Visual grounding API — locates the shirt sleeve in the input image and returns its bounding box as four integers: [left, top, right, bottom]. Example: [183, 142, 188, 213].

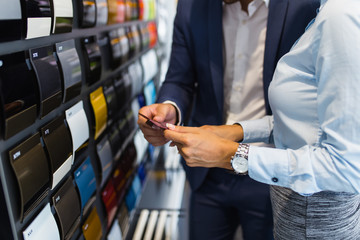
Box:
[238, 115, 274, 144]
[248, 2, 360, 195]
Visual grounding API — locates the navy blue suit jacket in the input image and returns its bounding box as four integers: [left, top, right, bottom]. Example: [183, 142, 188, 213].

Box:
[157, 0, 320, 190]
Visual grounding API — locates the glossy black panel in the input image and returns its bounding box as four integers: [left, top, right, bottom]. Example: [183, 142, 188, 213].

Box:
[117, 116, 128, 151]
[9, 133, 50, 221]
[25, 0, 51, 18]
[0, 1, 23, 42]
[117, 28, 129, 64]
[29, 45, 62, 118]
[53, 17, 73, 34]
[125, 108, 136, 132]
[126, 26, 136, 59]
[103, 81, 118, 124]
[131, 25, 142, 55]
[139, 23, 150, 50]
[52, 177, 81, 240]
[79, 0, 96, 27]
[114, 71, 131, 112]
[55, 39, 82, 102]
[108, 30, 121, 69]
[97, 137, 113, 187]
[108, 124, 122, 160]
[41, 115, 73, 188]
[81, 36, 102, 85]
[0, 51, 38, 139]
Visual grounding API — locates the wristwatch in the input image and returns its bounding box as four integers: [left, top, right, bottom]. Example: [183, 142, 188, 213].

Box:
[230, 143, 250, 175]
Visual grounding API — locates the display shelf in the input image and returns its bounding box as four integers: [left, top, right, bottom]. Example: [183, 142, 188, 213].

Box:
[0, 0, 159, 239]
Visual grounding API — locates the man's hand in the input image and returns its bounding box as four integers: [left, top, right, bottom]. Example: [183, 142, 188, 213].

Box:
[137, 103, 178, 146]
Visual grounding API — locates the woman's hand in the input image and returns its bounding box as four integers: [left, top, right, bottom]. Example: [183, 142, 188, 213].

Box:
[164, 124, 239, 170]
[200, 124, 244, 142]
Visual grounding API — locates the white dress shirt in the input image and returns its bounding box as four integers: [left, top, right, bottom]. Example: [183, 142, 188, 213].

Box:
[223, 0, 269, 125]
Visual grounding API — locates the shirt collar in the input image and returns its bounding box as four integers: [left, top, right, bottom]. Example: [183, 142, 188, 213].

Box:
[263, 0, 270, 8]
[248, 0, 269, 16]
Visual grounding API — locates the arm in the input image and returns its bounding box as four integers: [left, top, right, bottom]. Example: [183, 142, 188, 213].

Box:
[249, 2, 360, 195]
[156, 0, 197, 123]
[137, 0, 197, 145]
[162, 116, 274, 169]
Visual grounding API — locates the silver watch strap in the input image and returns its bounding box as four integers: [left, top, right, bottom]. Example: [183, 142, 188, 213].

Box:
[238, 143, 249, 160]
[231, 143, 250, 160]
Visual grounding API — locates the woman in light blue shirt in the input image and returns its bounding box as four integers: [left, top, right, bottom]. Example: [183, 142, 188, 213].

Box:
[164, 0, 360, 238]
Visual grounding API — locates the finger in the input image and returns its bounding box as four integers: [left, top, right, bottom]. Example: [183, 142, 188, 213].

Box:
[163, 128, 188, 144]
[165, 124, 200, 134]
[153, 104, 177, 123]
[143, 136, 169, 146]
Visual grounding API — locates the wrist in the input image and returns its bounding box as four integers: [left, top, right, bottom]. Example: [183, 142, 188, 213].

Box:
[221, 141, 239, 170]
[231, 123, 244, 142]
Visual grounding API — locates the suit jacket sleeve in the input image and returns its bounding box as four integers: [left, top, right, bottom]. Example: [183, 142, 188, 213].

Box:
[156, 0, 196, 123]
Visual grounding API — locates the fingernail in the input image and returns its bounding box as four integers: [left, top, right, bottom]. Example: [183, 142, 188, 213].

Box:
[166, 123, 175, 130]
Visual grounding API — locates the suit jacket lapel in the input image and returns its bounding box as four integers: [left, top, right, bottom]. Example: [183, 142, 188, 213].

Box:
[264, 0, 288, 79]
[208, 0, 224, 117]
[263, 0, 288, 114]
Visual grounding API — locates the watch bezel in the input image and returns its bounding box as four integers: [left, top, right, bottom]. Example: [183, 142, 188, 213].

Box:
[230, 143, 249, 175]
[231, 155, 248, 175]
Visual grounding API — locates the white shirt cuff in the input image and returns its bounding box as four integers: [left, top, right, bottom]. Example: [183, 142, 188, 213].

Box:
[163, 100, 182, 125]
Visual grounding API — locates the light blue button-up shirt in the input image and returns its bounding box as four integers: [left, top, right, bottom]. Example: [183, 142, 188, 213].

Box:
[239, 0, 360, 195]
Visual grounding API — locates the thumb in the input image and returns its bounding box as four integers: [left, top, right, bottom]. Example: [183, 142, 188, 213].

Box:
[164, 126, 187, 144]
[166, 124, 199, 134]
[153, 104, 177, 123]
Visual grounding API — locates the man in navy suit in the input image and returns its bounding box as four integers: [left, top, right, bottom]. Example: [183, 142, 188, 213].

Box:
[138, 0, 319, 239]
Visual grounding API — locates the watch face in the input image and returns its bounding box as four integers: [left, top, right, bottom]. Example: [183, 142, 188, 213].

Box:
[232, 156, 248, 174]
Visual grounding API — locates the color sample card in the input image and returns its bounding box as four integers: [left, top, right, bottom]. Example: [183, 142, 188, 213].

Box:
[90, 86, 108, 140]
[23, 203, 60, 240]
[74, 157, 96, 209]
[103, 81, 118, 124]
[82, 206, 102, 240]
[25, 0, 52, 39]
[141, 49, 158, 83]
[52, 0, 73, 34]
[0, 51, 38, 139]
[29, 45, 62, 118]
[65, 101, 90, 161]
[0, 0, 22, 41]
[81, 36, 102, 85]
[9, 133, 50, 221]
[107, 219, 123, 240]
[52, 177, 81, 240]
[41, 116, 73, 189]
[96, 0, 108, 26]
[79, 0, 96, 27]
[96, 137, 113, 186]
[55, 39, 82, 102]
[101, 180, 118, 228]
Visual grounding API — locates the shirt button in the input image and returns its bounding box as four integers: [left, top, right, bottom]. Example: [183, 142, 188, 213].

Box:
[242, 20, 247, 25]
[272, 177, 278, 183]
